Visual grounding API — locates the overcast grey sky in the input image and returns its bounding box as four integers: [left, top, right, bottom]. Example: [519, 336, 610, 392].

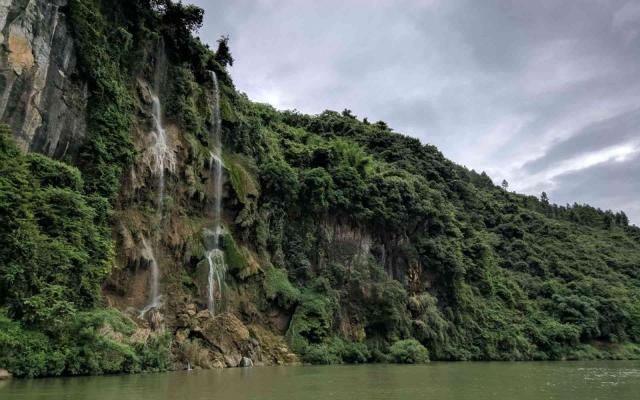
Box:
[192, 0, 640, 225]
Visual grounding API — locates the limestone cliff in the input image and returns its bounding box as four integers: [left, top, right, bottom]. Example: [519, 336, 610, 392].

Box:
[0, 0, 86, 159]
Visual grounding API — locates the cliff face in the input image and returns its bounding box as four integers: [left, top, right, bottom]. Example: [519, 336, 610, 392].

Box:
[0, 0, 86, 159]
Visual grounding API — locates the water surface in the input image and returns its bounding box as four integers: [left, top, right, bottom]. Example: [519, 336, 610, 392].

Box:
[2, 361, 639, 400]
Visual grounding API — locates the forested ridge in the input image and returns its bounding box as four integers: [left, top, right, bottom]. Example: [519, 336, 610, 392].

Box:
[1, 0, 639, 378]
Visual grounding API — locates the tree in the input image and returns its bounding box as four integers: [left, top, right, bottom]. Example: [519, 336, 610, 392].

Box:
[300, 167, 335, 213]
[604, 212, 614, 229]
[259, 159, 299, 206]
[162, 1, 204, 32]
[374, 121, 389, 130]
[541, 191, 549, 205]
[501, 179, 509, 190]
[215, 35, 234, 67]
[341, 109, 355, 119]
[615, 211, 629, 226]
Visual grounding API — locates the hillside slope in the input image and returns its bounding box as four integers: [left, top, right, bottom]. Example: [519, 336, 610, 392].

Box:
[1, 0, 639, 377]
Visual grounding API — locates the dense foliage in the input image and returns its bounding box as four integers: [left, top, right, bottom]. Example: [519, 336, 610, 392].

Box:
[0, 127, 169, 377]
[214, 88, 640, 362]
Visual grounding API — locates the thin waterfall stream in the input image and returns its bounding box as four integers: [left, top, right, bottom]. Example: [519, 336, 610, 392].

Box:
[206, 70, 226, 315]
[140, 42, 174, 317]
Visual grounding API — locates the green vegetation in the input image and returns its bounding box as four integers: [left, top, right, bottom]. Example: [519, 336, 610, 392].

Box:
[1, 0, 640, 378]
[0, 126, 169, 377]
[0, 125, 110, 326]
[68, 0, 136, 199]
[301, 338, 372, 365]
[389, 339, 429, 364]
[0, 309, 170, 378]
[220, 85, 640, 363]
[263, 266, 300, 308]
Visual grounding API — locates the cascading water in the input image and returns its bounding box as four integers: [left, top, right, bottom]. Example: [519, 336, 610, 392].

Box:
[205, 71, 227, 315]
[149, 93, 174, 210]
[139, 237, 161, 317]
[140, 41, 174, 317]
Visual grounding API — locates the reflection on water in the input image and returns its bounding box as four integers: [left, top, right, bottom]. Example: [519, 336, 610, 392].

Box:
[2, 361, 640, 400]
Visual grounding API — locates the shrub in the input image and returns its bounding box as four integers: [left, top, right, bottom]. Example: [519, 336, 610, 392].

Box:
[286, 286, 338, 352]
[0, 310, 63, 378]
[342, 341, 371, 364]
[302, 344, 342, 365]
[263, 266, 300, 308]
[389, 339, 429, 364]
[0, 308, 171, 377]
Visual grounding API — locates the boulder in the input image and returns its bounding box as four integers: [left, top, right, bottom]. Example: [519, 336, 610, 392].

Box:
[199, 312, 253, 367]
[0, 369, 12, 380]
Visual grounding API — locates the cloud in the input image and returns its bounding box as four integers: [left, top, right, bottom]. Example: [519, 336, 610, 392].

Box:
[191, 0, 640, 224]
[521, 109, 640, 174]
[545, 152, 640, 224]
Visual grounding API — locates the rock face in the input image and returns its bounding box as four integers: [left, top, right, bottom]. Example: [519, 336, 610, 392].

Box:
[0, 0, 87, 159]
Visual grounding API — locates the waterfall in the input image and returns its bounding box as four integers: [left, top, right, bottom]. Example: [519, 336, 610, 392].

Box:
[140, 41, 174, 316]
[149, 94, 174, 209]
[139, 237, 161, 317]
[149, 38, 175, 200]
[206, 71, 227, 315]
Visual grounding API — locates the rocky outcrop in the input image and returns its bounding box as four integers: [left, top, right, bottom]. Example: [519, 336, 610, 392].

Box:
[0, 0, 87, 159]
[173, 304, 298, 368]
[199, 312, 254, 367]
[319, 219, 372, 269]
[319, 218, 415, 285]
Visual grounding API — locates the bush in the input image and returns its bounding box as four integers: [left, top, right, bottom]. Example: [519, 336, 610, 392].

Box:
[300, 337, 370, 364]
[302, 344, 342, 365]
[389, 339, 429, 364]
[263, 266, 300, 308]
[342, 341, 371, 364]
[0, 311, 63, 377]
[286, 285, 338, 352]
[0, 308, 171, 377]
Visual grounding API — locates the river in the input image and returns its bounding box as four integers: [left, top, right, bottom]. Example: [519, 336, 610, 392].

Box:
[2, 361, 639, 400]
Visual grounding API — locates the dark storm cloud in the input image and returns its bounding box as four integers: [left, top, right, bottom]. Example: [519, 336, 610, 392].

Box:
[191, 0, 640, 224]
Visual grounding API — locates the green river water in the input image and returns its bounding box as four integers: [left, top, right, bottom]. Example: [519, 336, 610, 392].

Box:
[2, 361, 639, 400]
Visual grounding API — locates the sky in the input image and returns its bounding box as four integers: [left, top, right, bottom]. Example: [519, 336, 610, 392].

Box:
[191, 0, 640, 225]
